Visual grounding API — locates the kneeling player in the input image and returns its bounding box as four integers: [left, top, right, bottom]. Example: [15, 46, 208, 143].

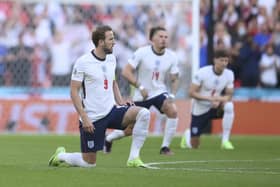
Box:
[180, 49, 235, 149]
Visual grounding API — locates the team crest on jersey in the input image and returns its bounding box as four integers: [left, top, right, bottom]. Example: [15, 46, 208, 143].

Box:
[155, 60, 161, 66]
[87, 141, 94, 149]
[101, 65, 107, 73]
[214, 79, 219, 86]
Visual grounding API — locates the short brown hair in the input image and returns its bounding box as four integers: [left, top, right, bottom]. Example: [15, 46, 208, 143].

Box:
[91, 25, 113, 47]
[214, 49, 229, 58]
[149, 26, 166, 40]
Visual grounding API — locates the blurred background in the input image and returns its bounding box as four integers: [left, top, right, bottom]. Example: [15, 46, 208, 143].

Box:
[0, 0, 279, 135]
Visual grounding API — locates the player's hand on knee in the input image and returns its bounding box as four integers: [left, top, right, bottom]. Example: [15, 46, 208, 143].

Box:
[124, 99, 135, 106]
[83, 123, 95, 133]
[211, 101, 221, 108]
[81, 117, 95, 133]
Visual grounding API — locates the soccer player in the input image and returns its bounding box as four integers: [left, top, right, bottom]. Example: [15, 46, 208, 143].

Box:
[180, 49, 235, 149]
[104, 26, 179, 155]
[48, 25, 151, 168]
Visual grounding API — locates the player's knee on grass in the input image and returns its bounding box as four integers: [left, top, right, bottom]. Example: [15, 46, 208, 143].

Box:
[191, 137, 200, 149]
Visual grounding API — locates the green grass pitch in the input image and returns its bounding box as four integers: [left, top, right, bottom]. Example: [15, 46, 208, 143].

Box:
[0, 134, 279, 187]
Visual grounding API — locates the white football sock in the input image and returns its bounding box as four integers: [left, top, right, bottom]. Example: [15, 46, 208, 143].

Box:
[222, 102, 234, 143]
[57, 152, 96, 167]
[128, 108, 150, 161]
[153, 113, 165, 135]
[106, 130, 125, 142]
[161, 118, 178, 148]
[184, 128, 192, 148]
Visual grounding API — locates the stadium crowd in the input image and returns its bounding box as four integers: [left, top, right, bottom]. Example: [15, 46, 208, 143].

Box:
[0, 0, 280, 92]
[0, 1, 191, 96]
[201, 0, 280, 88]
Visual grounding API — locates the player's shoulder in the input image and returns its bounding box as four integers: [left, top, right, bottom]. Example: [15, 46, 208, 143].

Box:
[198, 65, 212, 73]
[224, 68, 234, 76]
[106, 54, 117, 62]
[136, 45, 151, 53]
[224, 68, 234, 79]
[75, 52, 92, 65]
[165, 48, 177, 57]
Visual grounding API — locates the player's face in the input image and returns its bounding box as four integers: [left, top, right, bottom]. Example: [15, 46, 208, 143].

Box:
[214, 57, 229, 74]
[102, 31, 115, 54]
[152, 30, 168, 50]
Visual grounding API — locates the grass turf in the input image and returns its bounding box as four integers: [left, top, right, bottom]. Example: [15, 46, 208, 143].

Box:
[0, 134, 279, 187]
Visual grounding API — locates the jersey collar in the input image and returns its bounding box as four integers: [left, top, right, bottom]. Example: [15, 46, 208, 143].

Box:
[151, 46, 165, 56]
[91, 50, 106, 61]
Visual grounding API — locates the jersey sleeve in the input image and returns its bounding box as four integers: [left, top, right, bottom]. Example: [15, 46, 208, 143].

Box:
[128, 48, 142, 69]
[226, 70, 234, 89]
[111, 55, 117, 80]
[170, 53, 180, 74]
[192, 69, 203, 86]
[71, 59, 85, 82]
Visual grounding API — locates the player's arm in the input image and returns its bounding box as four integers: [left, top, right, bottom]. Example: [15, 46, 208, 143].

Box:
[188, 83, 213, 101]
[170, 73, 179, 97]
[122, 64, 139, 88]
[113, 80, 125, 105]
[70, 80, 94, 133]
[215, 87, 233, 102]
[214, 71, 234, 102]
[122, 63, 148, 99]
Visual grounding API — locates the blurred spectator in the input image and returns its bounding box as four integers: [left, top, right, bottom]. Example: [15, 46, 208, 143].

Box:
[259, 44, 280, 88]
[33, 4, 52, 45]
[31, 44, 51, 88]
[49, 30, 73, 86]
[214, 22, 232, 50]
[5, 0, 280, 91]
[0, 23, 8, 85]
[272, 21, 280, 55]
[238, 35, 261, 87]
[222, 4, 239, 35]
[253, 22, 272, 51]
[228, 40, 243, 87]
[6, 32, 33, 86]
[234, 20, 247, 42]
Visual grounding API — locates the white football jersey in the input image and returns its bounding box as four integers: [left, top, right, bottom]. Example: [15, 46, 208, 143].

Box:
[191, 65, 234, 115]
[71, 51, 116, 122]
[128, 45, 179, 101]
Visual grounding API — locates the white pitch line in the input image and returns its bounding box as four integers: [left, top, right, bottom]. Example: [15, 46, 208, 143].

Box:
[147, 158, 280, 165]
[145, 159, 280, 175]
